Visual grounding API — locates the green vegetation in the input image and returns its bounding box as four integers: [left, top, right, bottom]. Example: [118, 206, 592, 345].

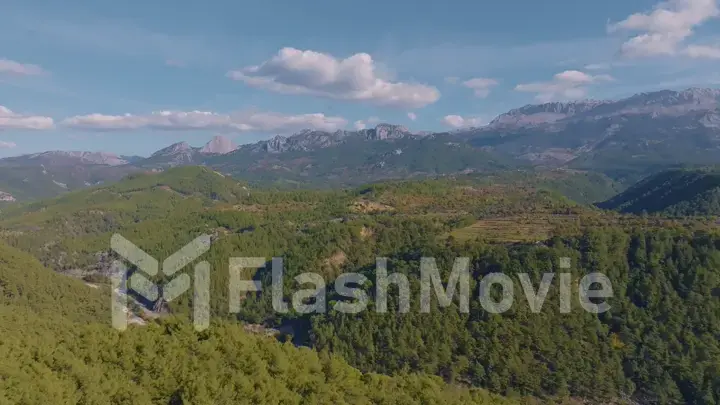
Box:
[2, 166, 719, 404]
[208, 136, 520, 188]
[598, 167, 720, 216]
[312, 228, 720, 404]
[0, 241, 521, 405]
[0, 163, 136, 201]
[448, 215, 574, 243]
[0, 242, 110, 322]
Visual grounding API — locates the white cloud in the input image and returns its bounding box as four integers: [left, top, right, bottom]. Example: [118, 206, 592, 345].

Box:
[228, 47, 440, 109]
[608, 0, 720, 58]
[407, 112, 417, 121]
[62, 110, 347, 134]
[0, 106, 54, 130]
[514, 70, 614, 102]
[442, 115, 484, 129]
[353, 116, 380, 130]
[684, 44, 720, 58]
[583, 61, 635, 70]
[462, 78, 499, 98]
[0, 59, 46, 76]
[0, 141, 17, 149]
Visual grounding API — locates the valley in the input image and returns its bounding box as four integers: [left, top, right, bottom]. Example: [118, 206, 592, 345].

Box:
[1, 88, 720, 405]
[1, 164, 719, 404]
[6, 0, 720, 401]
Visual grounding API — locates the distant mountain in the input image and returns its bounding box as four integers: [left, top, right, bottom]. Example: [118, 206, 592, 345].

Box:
[487, 99, 612, 129]
[3, 88, 720, 201]
[459, 88, 720, 182]
[0, 151, 130, 167]
[208, 130, 515, 186]
[141, 136, 238, 168]
[119, 155, 146, 164]
[200, 135, 238, 154]
[0, 150, 138, 202]
[134, 123, 514, 186]
[486, 88, 720, 129]
[243, 123, 413, 153]
[143, 141, 199, 167]
[597, 168, 720, 216]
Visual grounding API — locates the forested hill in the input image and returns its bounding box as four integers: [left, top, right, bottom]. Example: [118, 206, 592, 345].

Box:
[0, 241, 519, 405]
[2, 166, 720, 404]
[0, 242, 110, 322]
[597, 168, 720, 216]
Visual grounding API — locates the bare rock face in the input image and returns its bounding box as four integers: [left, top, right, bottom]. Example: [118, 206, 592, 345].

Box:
[243, 124, 413, 154]
[488, 100, 611, 129]
[0, 190, 16, 201]
[365, 124, 410, 140]
[22, 151, 130, 166]
[149, 142, 198, 166]
[200, 136, 238, 155]
[486, 88, 720, 129]
[152, 142, 192, 156]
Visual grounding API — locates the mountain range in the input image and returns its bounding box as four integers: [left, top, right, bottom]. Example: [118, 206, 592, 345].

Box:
[2, 87, 719, 201]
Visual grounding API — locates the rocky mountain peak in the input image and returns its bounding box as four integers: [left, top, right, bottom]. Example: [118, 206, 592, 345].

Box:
[677, 87, 720, 101]
[200, 136, 237, 155]
[624, 88, 720, 106]
[487, 87, 720, 129]
[79, 152, 128, 166]
[700, 109, 720, 128]
[152, 142, 192, 157]
[238, 123, 411, 154]
[25, 151, 129, 166]
[366, 123, 411, 140]
[488, 100, 613, 128]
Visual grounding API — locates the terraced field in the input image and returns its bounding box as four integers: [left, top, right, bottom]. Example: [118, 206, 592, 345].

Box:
[449, 215, 579, 243]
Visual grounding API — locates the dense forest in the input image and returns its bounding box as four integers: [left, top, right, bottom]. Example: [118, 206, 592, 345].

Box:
[1, 167, 719, 404]
[0, 242, 522, 405]
[311, 228, 720, 404]
[597, 168, 720, 217]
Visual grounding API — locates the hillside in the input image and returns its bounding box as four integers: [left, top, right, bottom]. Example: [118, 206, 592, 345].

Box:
[0, 163, 137, 202]
[0, 242, 109, 323]
[309, 228, 720, 404]
[0, 166, 596, 276]
[1, 167, 719, 403]
[597, 168, 720, 216]
[0, 240, 518, 405]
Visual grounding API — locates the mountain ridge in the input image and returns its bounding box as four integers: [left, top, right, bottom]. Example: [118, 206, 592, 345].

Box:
[1, 87, 720, 201]
[5, 87, 718, 164]
[486, 87, 720, 130]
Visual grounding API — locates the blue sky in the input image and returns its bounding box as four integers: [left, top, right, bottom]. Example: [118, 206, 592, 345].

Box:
[1, 0, 719, 157]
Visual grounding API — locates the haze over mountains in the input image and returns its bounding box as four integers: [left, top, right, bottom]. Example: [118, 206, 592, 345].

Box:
[2, 87, 720, 201]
